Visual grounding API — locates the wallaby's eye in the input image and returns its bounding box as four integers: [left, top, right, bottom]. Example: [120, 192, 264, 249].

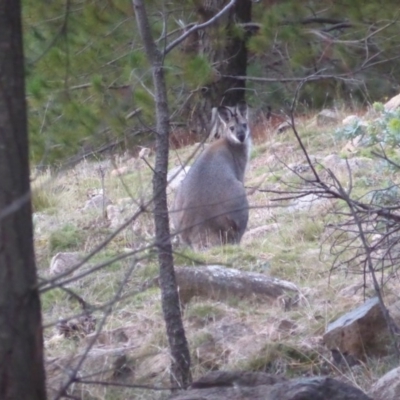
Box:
[229, 126, 235, 132]
[242, 123, 247, 130]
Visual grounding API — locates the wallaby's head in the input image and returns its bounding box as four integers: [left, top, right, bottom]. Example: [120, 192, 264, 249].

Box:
[217, 102, 250, 144]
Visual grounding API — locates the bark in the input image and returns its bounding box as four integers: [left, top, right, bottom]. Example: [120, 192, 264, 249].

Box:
[0, 2, 47, 399]
[191, 0, 252, 134]
[132, 0, 192, 388]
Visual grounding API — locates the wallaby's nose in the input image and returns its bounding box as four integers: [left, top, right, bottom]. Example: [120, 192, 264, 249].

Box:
[237, 131, 246, 143]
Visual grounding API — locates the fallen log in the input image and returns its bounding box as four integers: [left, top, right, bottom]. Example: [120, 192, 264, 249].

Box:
[172, 265, 300, 305]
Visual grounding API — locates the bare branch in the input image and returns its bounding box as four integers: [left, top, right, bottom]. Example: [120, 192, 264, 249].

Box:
[306, 21, 396, 45]
[164, 0, 236, 55]
[221, 72, 360, 84]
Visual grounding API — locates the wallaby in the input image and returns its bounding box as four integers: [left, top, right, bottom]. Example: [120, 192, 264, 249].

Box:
[209, 105, 236, 141]
[172, 102, 251, 249]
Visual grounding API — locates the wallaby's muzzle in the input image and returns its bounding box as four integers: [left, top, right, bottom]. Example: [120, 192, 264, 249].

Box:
[237, 131, 246, 143]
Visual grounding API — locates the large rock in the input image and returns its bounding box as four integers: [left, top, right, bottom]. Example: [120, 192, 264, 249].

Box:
[323, 297, 390, 360]
[46, 345, 137, 398]
[342, 115, 360, 126]
[242, 223, 280, 244]
[169, 373, 372, 400]
[369, 366, 400, 400]
[49, 252, 81, 276]
[321, 154, 374, 176]
[287, 193, 330, 213]
[384, 93, 400, 111]
[106, 204, 122, 229]
[83, 194, 112, 210]
[191, 371, 286, 389]
[317, 109, 338, 126]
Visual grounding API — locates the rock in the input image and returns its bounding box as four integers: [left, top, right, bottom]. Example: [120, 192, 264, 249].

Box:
[287, 163, 312, 173]
[106, 204, 122, 228]
[347, 157, 374, 174]
[321, 154, 374, 176]
[267, 377, 372, 400]
[167, 165, 190, 191]
[191, 371, 286, 389]
[321, 154, 353, 177]
[330, 348, 360, 368]
[117, 197, 135, 208]
[322, 154, 343, 170]
[49, 252, 81, 276]
[83, 194, 112, 210]
[342, 115, 360, 126]
[369, 366, 400, 400]
[323, 297, 390, 360]
[341, 135, 363, 154]
[170, 265, 300, 305]
[384, 93, 400, 111]
[388, 300, 400, 327]
[242, 223, 280, 244]
[287, 193, 330, 213]
[86, 188, 103, 198]
[46, 345, 137, 398]
[317, 109, 338, 126]
[169, 375, 372, 400]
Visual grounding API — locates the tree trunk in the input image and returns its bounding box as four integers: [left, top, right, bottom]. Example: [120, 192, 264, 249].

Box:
[132, 0, 192, 389]
[191, 0, 252, 134]
[0, 2, 47, 399]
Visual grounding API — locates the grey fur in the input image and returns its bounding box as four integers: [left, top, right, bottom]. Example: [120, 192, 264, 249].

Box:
[172, 103, 251, 249]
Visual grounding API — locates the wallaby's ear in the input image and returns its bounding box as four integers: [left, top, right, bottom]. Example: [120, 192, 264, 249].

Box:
[209, 107, 220, 139]
[236, 101, 248, 119]
[217, 106, 234, 125]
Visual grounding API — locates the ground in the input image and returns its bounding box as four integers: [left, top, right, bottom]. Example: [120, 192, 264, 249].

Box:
[33, 107, 400, 399]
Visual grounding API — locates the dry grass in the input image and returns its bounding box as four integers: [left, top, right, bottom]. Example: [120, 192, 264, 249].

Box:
[35, 108, 400, 399]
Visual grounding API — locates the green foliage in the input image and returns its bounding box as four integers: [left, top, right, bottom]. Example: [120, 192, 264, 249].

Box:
[184, 56, 213, 88]
[24, 0, 138, 165]
[335, 120, 366, 141]
[336, 103, 400, 149]
[48, 224, 85, 253]
[23, 0, 400, 165]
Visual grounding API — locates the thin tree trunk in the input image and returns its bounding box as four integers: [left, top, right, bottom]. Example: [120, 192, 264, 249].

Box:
[199, 0, 251, 106]
[190, 0, 252, 134]
[0, 2, 47, 399]
[132, 0, 192, 388]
